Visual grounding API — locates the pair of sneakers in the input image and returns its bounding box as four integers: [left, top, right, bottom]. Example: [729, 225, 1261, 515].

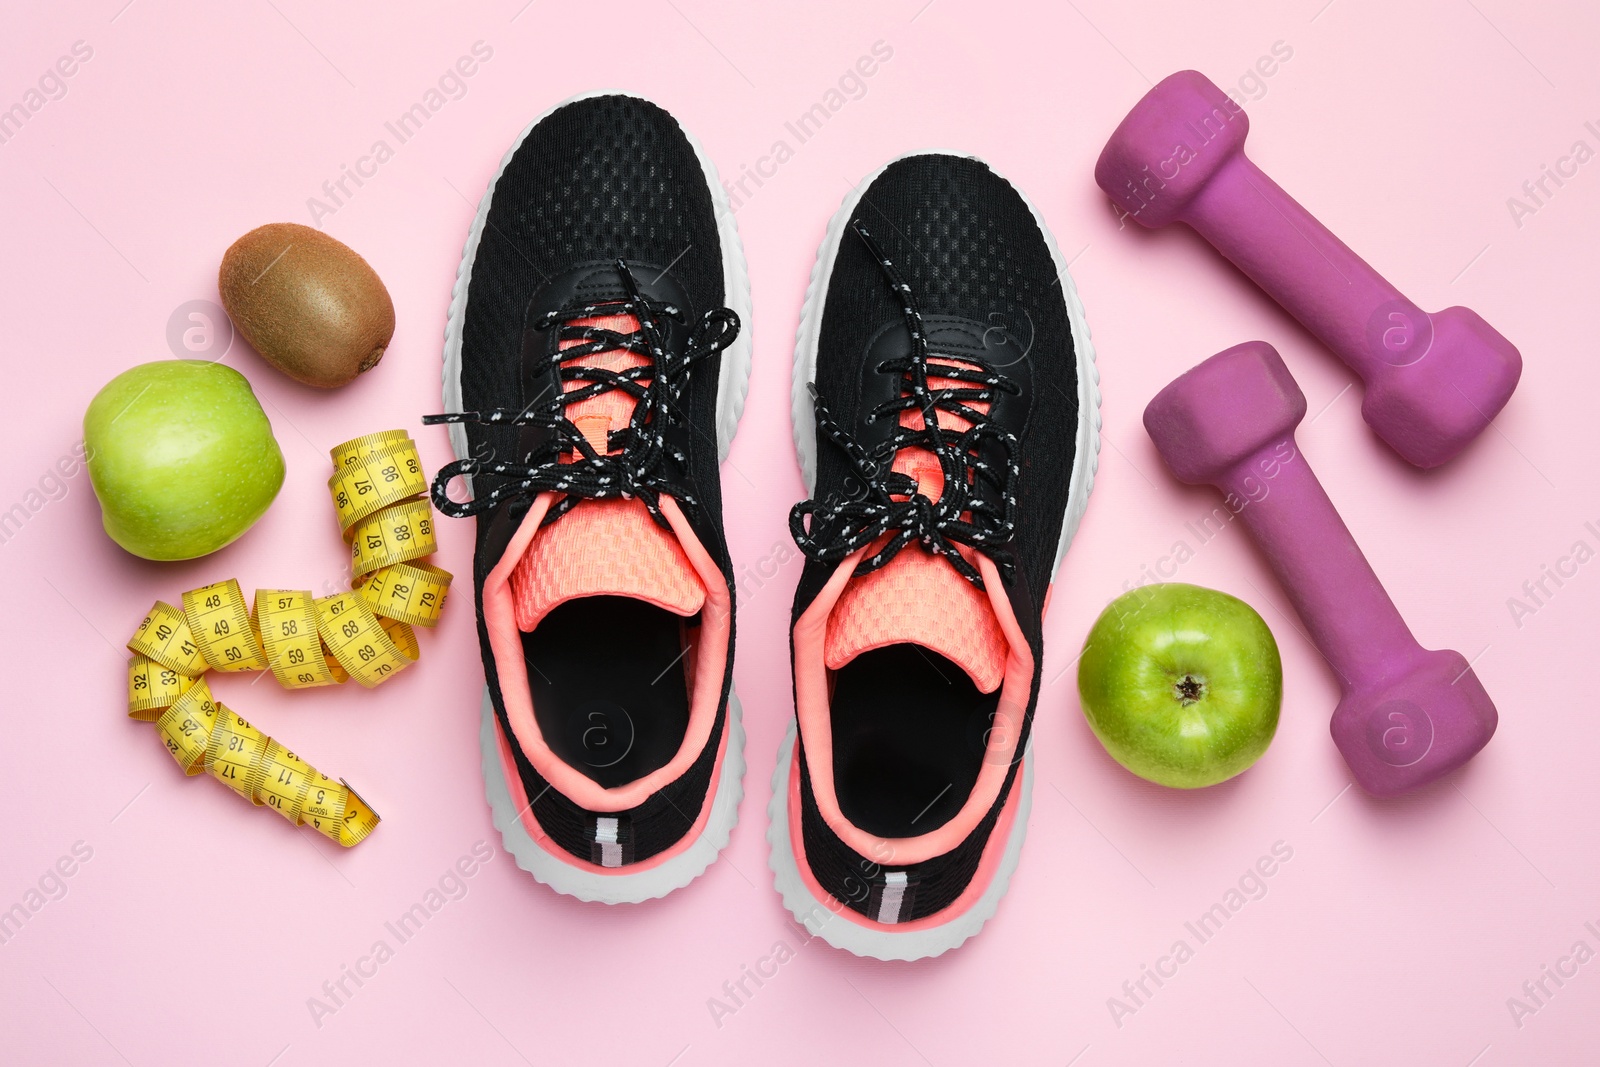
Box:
[427, 92, 1099, 960]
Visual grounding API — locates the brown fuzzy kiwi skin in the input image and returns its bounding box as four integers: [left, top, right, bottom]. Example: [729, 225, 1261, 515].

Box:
[218, 222, 395, 389]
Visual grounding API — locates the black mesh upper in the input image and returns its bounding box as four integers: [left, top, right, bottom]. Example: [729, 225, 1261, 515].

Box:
[453, 94, 735, 864]
[460, 94, 725, 494]
[791, 154, 1079, 922]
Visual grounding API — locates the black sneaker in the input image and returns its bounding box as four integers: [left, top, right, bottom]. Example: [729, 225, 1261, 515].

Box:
[770, 153, 1099, 957]
[426, 92, 751, 903]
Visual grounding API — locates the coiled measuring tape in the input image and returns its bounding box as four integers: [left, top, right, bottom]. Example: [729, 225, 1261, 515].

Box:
[124, 430, 452, 847]
[152, 677, 379, 847]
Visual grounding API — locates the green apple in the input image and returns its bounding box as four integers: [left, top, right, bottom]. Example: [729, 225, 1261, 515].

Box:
[1077, 583, 1281, 788]
[84, 360, 284, 560]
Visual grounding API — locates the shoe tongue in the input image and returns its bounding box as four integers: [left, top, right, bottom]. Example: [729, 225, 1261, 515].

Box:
[558, 312, 648, 458]
[819, 355, 1008, 692]
[823, 545, 1008, 694]
[508, 309, 704, 632]
[510, 497, 705, 633]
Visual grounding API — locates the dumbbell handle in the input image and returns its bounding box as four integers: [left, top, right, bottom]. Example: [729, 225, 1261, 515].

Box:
[1145, 341, 1498, 794]
[1184, 155, 1429, 376]
[1102, 71, 1521, 469]
[1220, 441, 1418, 686]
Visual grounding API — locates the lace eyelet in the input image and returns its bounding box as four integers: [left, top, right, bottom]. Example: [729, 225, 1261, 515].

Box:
[788, 219, 1021, 595]
[418, 262, 740, 530]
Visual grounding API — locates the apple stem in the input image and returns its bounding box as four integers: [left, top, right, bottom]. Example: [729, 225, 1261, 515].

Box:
[1175, 673, 1206, 706]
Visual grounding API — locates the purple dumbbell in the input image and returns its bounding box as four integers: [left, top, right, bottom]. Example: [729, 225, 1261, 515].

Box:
[1099, 70, 1521, 470]
[1144, 341, 1497, 796]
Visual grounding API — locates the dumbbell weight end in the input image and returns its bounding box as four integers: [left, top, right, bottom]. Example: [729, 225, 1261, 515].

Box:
[1101, 70, 1521, 469]
[1144, 342, 1497, 795]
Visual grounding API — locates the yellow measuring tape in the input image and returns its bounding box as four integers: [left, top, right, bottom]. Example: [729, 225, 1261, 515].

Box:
[151, 678, 380, 847]
[125, 429, 452, 847]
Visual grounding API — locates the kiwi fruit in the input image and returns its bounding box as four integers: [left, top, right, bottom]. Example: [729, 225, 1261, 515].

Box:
[219, 222, 395, 389]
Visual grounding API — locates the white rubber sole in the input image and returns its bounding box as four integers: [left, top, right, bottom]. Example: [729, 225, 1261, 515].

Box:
[767, 723, 1034, 961]
[773, 151, 1101, 957]
[441, 90, 752, 904]
[482, 689, 746, 904]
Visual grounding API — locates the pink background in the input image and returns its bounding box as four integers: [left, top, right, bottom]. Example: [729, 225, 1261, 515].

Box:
[2, 0, 1597, 1063]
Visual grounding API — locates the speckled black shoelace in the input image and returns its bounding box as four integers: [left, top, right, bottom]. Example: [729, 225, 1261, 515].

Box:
[789, 220, 1021, 588]
[423, 259, 739, 530]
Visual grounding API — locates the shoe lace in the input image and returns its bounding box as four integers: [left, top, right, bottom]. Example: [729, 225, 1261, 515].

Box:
[789, 220, 1021, 588]
[424, 259, 740, 530]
